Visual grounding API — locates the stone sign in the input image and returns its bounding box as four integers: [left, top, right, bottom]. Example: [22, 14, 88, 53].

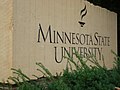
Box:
[0, 0, 117, 81]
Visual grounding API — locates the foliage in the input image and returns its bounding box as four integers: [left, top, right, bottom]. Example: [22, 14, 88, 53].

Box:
[2, 49, 120, 90]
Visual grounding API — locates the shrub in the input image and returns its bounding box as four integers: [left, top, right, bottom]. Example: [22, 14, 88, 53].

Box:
[6, 49, 120, 90]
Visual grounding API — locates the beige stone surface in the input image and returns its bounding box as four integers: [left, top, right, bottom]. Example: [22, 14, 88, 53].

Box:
[0, 0, 117, 81]
[13, 0, 117, 79]
[0, 0, 13, 81]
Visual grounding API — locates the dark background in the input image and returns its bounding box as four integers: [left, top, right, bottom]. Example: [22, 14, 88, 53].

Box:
[87, 0, 120, 55]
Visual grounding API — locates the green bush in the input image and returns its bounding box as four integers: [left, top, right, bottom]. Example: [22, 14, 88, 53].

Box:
[6, 49, 120, 90]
